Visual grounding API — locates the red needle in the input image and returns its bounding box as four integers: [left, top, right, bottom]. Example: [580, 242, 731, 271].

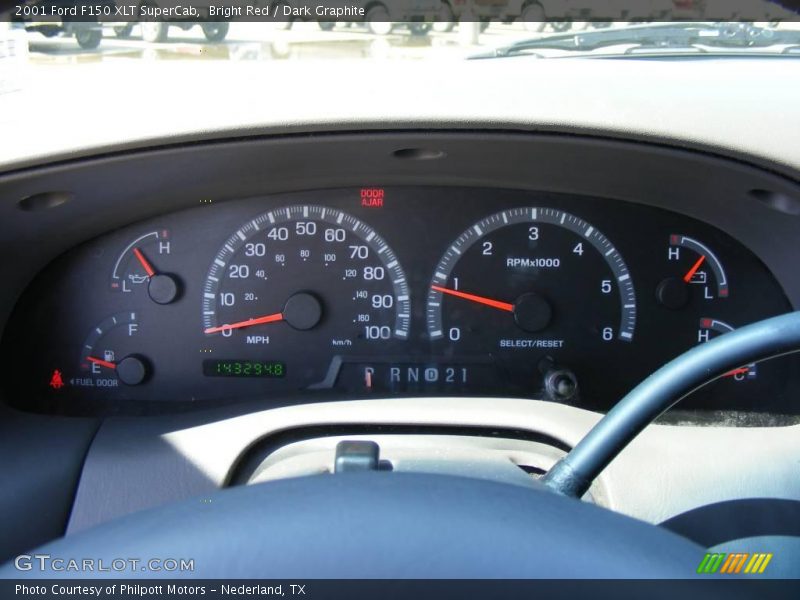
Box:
[86, 356, 117, 370]
[431, 285, 514, 312]
[133, 247, 156, 278]
[723, 367, 750, 378]
[204, 312, 284, 335]
[683, 255, 706, 283]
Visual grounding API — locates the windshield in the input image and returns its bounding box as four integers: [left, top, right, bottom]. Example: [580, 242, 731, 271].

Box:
[2, 0, 800, 165]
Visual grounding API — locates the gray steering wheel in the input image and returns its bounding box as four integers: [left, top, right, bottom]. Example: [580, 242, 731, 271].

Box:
[2, 472, 703, 578]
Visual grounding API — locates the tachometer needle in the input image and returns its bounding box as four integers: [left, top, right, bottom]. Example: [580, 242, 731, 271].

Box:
[86, 356, 117, 370]
[133, 247, 156, 278]
[204, 312, 284, 335]
[683, 255, 706, 283]
[431, 285, 514, 312]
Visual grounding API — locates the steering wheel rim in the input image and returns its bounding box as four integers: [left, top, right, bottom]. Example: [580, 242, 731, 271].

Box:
[2, 472, 704, 579]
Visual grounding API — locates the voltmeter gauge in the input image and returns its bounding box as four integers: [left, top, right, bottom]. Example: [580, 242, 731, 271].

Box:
[656, 235, 729, 310]
[77, 312, 150, 387]
[110, 229, 180, 305]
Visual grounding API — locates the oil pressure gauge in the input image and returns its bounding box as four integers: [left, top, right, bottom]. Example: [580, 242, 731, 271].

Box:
[110, 229, 180, 305]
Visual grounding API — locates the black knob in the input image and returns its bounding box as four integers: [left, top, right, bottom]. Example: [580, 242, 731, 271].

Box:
[148, 274, 180, 305]
[544, 367, 579, 403]
[116, 355, 148, 386]
[656, 277, 690, 310]
[513, 292, 553, 333]
[283, 292, 323, 331]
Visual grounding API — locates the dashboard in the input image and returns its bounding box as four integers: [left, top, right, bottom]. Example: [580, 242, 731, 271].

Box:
[3, 185, 798, 421]
[2, 52, 800, 579]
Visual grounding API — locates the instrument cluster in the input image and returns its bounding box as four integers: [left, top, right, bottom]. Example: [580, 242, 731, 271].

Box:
[3, 186, 798, 420]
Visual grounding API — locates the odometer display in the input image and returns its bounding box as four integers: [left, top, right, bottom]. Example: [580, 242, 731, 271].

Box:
[203, 359, 285, 378]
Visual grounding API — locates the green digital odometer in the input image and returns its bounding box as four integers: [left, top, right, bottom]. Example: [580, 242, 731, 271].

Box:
[203, 359, 285, 378]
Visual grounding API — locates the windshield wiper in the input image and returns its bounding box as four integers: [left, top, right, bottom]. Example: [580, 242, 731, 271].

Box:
[471, 22, 800, 59]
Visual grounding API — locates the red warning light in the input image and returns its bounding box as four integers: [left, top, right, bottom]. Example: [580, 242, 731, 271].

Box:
[49, 370, 65, 390]
[360, 188, 384, 208]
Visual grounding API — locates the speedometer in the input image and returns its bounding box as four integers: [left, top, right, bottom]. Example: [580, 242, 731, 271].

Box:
[426, 207, 636, 400]
[202, 205, 410, 371]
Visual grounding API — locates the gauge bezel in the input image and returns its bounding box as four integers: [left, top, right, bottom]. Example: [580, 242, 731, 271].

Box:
[426, 207, 637, 342]
[201, 204, 412, 340]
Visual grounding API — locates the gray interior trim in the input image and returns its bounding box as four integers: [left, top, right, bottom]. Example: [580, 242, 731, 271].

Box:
[3, 58, 800, 178]
[65, 397, 800, 535]
[0, 405, 98, 563]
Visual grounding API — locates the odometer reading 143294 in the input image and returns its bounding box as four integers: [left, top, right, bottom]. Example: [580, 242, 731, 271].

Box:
[201, 205, 410, 382]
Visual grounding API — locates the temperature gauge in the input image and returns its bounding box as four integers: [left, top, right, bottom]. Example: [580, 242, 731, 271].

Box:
[698, 318, 757, 382]
[110, 230, 180, 305]
[77, 312, 150, 387]
[656, 235, 729, 310]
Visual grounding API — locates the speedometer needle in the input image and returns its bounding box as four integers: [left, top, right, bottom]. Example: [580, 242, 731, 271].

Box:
[204, 312, 284, 335]
[86, 356, 116, 370]
[431, 285, 514, 312]
[683, 255, 706, 283]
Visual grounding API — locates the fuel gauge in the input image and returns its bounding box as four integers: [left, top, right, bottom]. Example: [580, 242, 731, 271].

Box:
[110, 229, 180, 305]
[77, 312, 150, 387]
[656, 234, 729, 310]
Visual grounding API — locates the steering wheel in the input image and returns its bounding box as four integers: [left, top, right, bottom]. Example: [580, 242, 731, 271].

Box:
[4, 312, 800, 579]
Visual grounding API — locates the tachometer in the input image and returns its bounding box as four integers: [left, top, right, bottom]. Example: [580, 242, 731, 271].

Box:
[202, 205, 410, 360]
[426, 207, 636, 356]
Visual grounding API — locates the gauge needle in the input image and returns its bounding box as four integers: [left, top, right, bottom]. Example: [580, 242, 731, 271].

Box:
[204, 312, 284, 335]
[682, 255, 706, 283]
[86, 356, 116, 370]
[431, 285, 514, 312]
[722, 367, 750, 378]
[133, 247, 156, 278]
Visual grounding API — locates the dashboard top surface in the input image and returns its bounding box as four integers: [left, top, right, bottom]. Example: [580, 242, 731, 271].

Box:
[3, 58, 800, 178]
